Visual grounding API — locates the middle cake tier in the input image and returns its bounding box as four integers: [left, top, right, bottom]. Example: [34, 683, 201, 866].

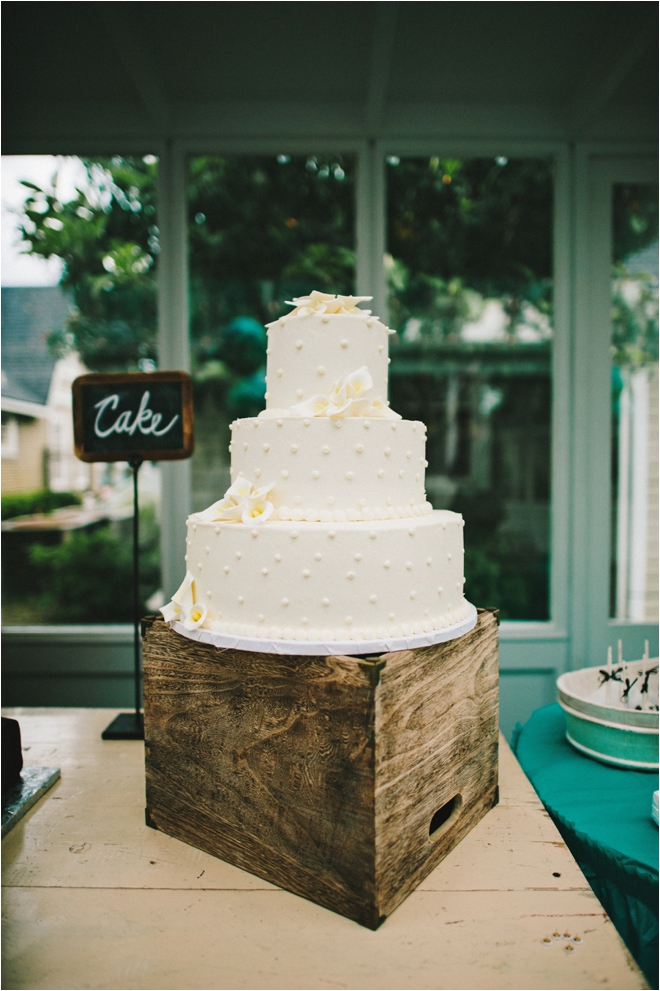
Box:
[229, 415, 428, 517]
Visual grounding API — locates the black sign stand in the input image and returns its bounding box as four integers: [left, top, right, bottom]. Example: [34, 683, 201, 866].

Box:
[71, 370, 194, 741]
[101, 459, 145, 741]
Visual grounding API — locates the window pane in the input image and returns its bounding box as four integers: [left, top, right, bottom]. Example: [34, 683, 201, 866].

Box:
[1, 155, 162, 624]
[386, 156, 553, 619]
[610, 184, 659, 621]
[187, 153, 356, 513]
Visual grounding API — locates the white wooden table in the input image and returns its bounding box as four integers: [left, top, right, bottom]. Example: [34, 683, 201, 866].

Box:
[1, 708, 647, 991]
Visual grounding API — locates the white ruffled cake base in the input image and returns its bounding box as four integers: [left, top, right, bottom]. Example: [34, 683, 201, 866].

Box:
[170, 601, 477, 656]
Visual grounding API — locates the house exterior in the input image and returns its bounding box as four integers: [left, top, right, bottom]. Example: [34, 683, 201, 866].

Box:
[1, 286, 92, 495]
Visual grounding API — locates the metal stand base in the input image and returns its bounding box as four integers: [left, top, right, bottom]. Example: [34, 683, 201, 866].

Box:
[101, 712, 144, 741]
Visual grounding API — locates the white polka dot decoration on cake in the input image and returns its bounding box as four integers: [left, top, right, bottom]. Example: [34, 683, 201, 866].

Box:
[180, 512, 472, 649]
[230, 416, 427, 518]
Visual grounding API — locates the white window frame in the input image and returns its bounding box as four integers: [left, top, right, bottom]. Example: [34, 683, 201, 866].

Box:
[572, 145, 658, 669]
[3, 137, 658, 736]
[155, 138, 574, 730]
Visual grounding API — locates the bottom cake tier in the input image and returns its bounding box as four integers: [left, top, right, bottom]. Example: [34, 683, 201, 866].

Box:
[184, 510, 470, 642]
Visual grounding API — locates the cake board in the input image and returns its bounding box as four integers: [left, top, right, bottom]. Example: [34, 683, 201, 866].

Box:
[170, 600, 478, 655]
[143, 608, 499, 929]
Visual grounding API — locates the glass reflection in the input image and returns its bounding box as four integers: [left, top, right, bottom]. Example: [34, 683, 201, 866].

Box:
[387, 156, 554, 619]
[610, 184, 658, 621]
[1, 155, 162, 623]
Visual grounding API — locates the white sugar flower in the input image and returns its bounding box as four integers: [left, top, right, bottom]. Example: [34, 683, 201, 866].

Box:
[344, 366, 373, 398]
[160, 598, 184, 623]
[289, 394, 332, 417]
[182, 601, 207, 631]
[172, 570, 195, 611]
[290, 365, 401, 420]
[336, 294, 372, 313]
[241, 487, 275, 525]
[369, 397, 398, 418]
[191, 476, 275, 526]
[284, 290, 336, 316]
[284, 291, 373, 317]
[160, 571, 206, 627]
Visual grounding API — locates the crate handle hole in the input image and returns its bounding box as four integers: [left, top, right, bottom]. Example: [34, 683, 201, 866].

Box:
[429, 794, 461, 836]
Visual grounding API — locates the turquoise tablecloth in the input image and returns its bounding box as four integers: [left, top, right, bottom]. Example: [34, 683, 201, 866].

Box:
[513, 703, 658, 987]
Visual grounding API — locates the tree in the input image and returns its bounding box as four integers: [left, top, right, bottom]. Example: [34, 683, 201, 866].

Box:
[386, 156, 555, 337]
[19, 157, 159, 371]
[19, 154, 659, 366]
[18, 153, 356, 404]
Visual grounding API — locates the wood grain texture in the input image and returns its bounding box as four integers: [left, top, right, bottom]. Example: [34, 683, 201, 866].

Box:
[6, 709, 645, 990]
[143, 626, 378, 925]
[373, 613, 499, 918]
[143, 611, 499, 929]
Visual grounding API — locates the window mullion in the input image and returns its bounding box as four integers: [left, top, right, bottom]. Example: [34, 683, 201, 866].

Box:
[157, 140, 191, 598]
[356, 140, 387, 321]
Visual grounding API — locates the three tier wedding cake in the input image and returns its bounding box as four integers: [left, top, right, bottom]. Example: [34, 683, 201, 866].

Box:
[161, 291, 475, 653]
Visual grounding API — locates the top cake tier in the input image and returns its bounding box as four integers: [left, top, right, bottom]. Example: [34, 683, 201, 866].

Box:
[265, 311, 391, 410]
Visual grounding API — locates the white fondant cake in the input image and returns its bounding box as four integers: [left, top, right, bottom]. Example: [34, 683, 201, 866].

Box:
[162, 291, 472, 647]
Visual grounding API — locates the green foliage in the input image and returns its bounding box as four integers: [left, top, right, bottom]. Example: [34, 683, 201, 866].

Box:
[188, 154, 356, 405]
[227, 369, 267, 419]
[17, 153, 357, 396]
[611, 265, 658, 369]
[26, 509, 160, 623]
[1, 489, 81, 520]
[222, 317, 267, 376]
[387, 157, 555, 330]
[17, 154, 658, 377]
[18, 156, 158, 371]
[187, 155, 354, 296]
[30, 528, 134, 621]
[283, 243, 356, 290]
[612, 184, 659, 264]
[183, 154, 357, 419]
[452, 486, 549, 620]
[387, 263, 486, 342]
[463, 536, 549, 621]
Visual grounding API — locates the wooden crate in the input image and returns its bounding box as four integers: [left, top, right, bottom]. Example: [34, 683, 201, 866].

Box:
[143, 610, 499, 929]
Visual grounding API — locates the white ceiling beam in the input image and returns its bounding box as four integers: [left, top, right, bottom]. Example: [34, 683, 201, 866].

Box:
[365, 2, 400, 135]
[97, 9, 170, 132]
[568, 17, 655, 135]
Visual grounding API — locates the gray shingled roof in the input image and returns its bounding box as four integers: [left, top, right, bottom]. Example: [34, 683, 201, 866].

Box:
[1, 286, 73, 406]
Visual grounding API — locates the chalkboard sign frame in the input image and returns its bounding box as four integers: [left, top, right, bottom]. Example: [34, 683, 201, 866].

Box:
[72, 371, 194, 463]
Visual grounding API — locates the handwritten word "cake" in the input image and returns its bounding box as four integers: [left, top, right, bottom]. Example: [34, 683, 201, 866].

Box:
[94, 391, 179, 438]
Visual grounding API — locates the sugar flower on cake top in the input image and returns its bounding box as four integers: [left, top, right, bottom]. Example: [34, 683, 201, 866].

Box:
[190, 475, 275, 526]
[290, 365, 401, 419]
[284, 290, 373, 317]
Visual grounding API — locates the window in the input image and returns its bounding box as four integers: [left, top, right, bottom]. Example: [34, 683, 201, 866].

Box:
[1, 155, 162, 624]
[610, 183, 658, 622]
[386, 156, 554, 619]
[186, 153, 356, 513]
[1, 415, 20, 460]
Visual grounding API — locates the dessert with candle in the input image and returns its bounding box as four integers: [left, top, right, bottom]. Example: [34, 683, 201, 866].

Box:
[161, 291, 474, 650]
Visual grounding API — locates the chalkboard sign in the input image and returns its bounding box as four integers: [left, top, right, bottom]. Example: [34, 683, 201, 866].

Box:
[73, 372, 194, 462]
